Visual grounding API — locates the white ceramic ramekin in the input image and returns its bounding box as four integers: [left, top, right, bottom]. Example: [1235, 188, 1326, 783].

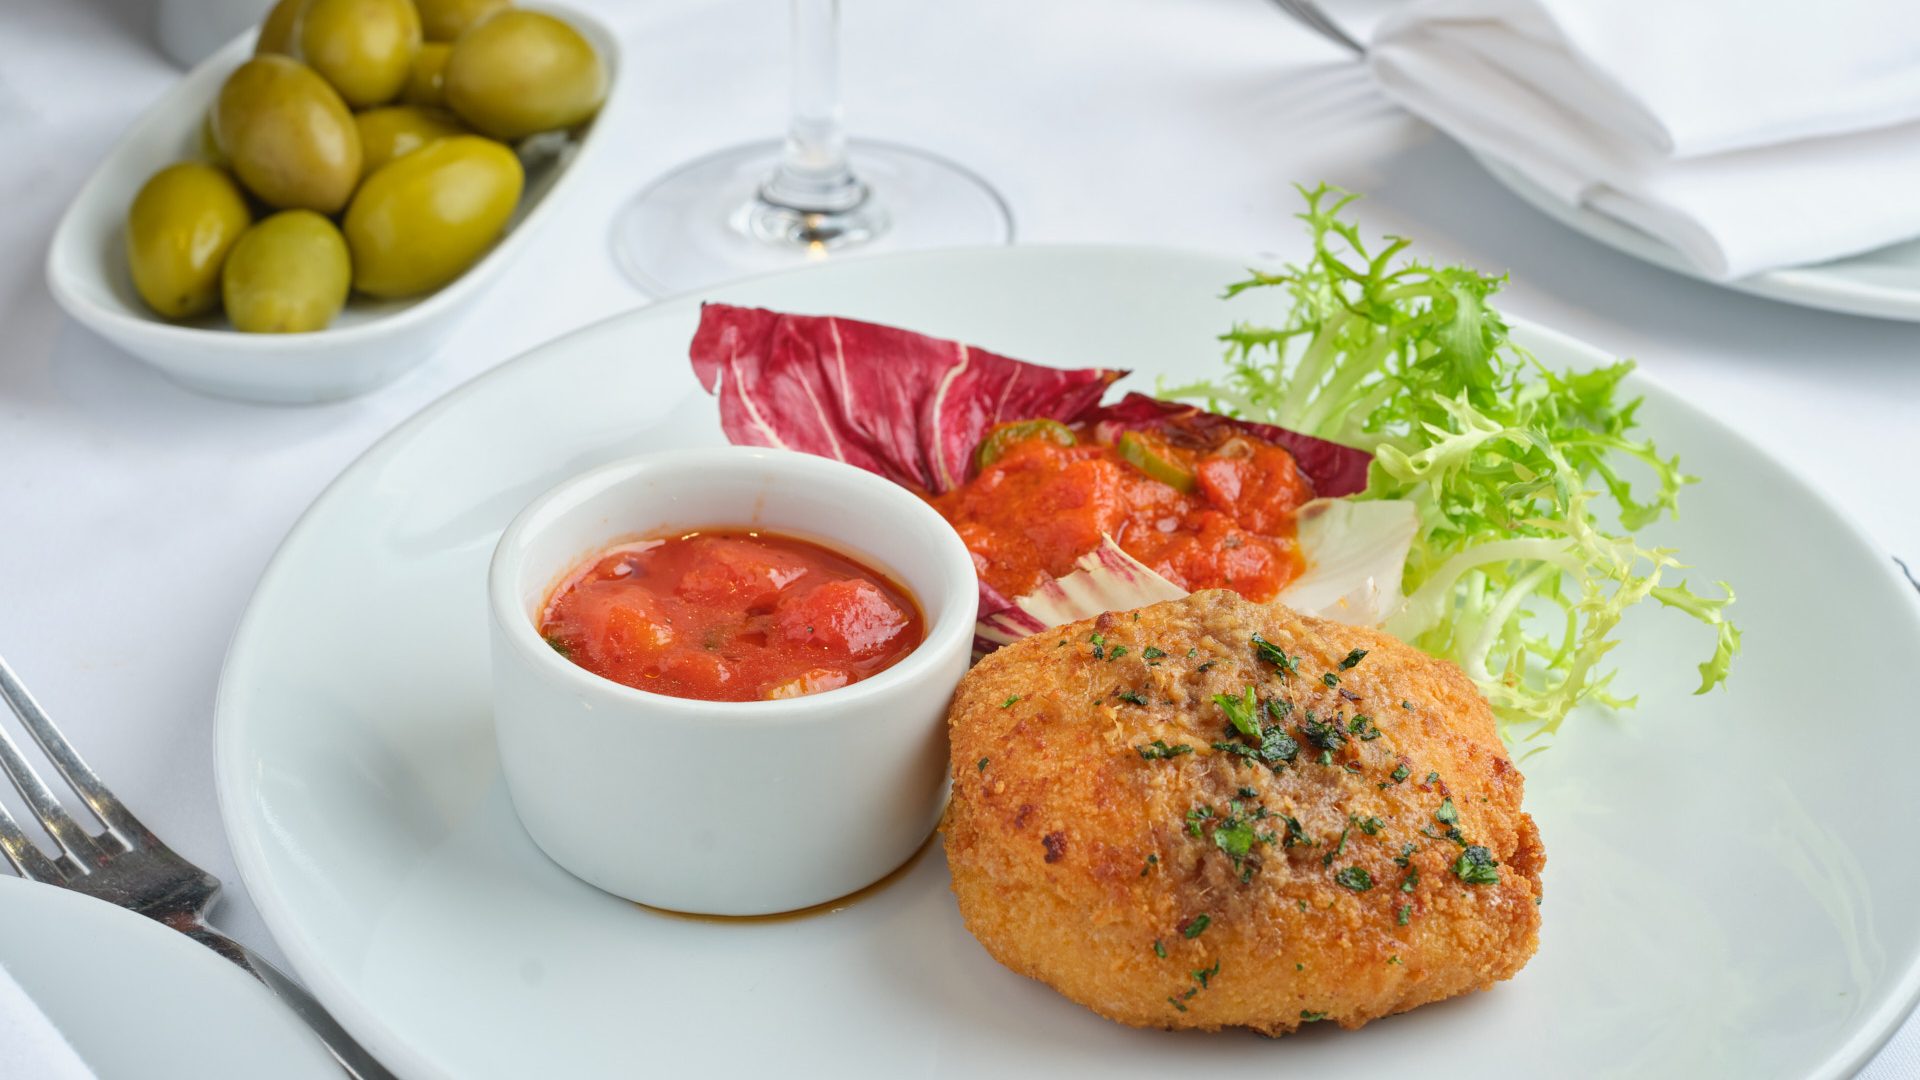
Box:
[487, 447, 976, 915]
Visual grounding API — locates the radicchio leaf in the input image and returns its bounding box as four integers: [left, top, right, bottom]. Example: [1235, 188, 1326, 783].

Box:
[975, 537, 1188, 654]
[689, 304, 1123, 495]
[688, 304, 1399, 652]
[1084, 393, 1372, 498]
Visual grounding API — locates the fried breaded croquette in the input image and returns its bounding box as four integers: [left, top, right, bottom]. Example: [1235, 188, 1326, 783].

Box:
[941, 590, 1544, 1034]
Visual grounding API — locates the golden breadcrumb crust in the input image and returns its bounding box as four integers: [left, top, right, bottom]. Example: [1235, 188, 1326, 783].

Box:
[941, 590, 1544, 1034]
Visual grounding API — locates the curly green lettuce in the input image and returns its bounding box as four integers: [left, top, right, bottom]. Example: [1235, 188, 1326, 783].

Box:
[1164, 184, 1738, 734]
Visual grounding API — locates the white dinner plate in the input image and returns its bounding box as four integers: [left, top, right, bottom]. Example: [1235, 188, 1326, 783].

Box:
[1477, 155, 1920, 322]
[0, 876, 339, 1079]
[215, 246, 1920, 1079]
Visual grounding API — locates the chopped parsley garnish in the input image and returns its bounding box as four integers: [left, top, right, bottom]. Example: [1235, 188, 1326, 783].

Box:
[1168, 996, 1188, 1013]
[1338, 648, 1369, 670]
[542, 634, 572, 657]
[1322, 819, 1353, 866]
[1186, 647, 1198, 658]
[1348, 715, 1382, 740]
[1108, 645, 1130, 661]
[1186, 807, 1214, 835]
[1211, 740, 1260, 763]
[1400, 700, 1414, 710]
[1193, 960, 1220, 988]
[1394, 842, 1416, 867]
[1143, 646, 1166, 661]
[1213, 686, 1262, 738]
[1259, 725, 1300, 764]
[1196, 660, 1216, 674]
[1435, 797, 1459, 826]
[1301, 713, 1346, 751]
[1397, 903, 1412, 925]
[1236, 786, 1260, 800]
[1116, 688, 1149, 706]
[1267, 698, 1294, 720]
[1401, 866, 1420, 892]
[1250, 633, 1300, 676]
[1452, 845, 1501, 885]
[1388, 955, 1402, 965]
[1425, 771, 1440, 785]
[1136, 739, 1192, 759]
[1334, 866, 1374, 891]
[1390, 764, 1411, 783]
[999, 694, 1020, 709]
[1088, 632, 1105, 659]
[1153, 939, 1166, 958]
[1141, 854, 1158, 877]
[1214, 819, 1256, 861]
[1321, 672, 1340, 687]
[1317, 750, 1333, 765]
[1281, 814, 1314, 847]
[1183, 914, 1212, 938]
[1300, 1010, 1328, 1022]
[1356, 816, 1385, 835]
[976, 757, 990, 772]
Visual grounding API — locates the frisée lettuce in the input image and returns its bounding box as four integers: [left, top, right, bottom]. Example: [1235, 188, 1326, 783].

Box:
[1163, 185, 1739, 733]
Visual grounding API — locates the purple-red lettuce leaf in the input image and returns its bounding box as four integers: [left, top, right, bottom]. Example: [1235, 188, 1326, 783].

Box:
[689, 303, 1396, 649]
[689, 304, 1123, 495]
[1083, 393, 1371, 498]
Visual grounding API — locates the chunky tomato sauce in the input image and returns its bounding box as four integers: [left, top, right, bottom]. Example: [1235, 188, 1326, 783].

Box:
[538, 530, 923, 702]
[931, 426, 1314, 601]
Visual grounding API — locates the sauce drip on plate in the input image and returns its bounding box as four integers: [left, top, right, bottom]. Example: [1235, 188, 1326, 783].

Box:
[539, 530, 923, 702]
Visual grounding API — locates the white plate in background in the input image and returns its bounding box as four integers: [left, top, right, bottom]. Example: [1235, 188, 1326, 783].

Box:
[215, 246, 1920, 1078]
[1479, 154, 1920, 322]
[0, 876, 338, 1079]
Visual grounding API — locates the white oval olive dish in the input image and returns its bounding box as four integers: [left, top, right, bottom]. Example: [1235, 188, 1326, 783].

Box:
[43, 4, 619, 406]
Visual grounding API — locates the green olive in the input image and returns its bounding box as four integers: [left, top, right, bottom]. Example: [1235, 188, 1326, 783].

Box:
[973, 419, 1077, 472]
[417, 0, 508, 42]
[125, 163, 252, 320]
[215, 55, 362, 212]
[255, 0, 302, 54]
[221, 210, 351, 333]
[198, 111, 227, 165]
[444, 10, 605, 140]
[344, 135, 523, 297]
[400, 42, 451, 107]
[354, 105, 468, 178]
[297, 0, 422, 108]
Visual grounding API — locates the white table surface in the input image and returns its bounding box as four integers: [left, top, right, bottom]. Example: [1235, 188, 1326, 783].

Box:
[4, 0, 1918, 1075]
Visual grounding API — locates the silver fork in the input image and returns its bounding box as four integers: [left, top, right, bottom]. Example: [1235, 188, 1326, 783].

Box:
[0, 654, 395, 1080]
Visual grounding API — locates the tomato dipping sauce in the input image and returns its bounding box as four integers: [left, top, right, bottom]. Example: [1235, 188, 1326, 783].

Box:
[538, 530, 924, 702]
[931, 422, 1315, 601]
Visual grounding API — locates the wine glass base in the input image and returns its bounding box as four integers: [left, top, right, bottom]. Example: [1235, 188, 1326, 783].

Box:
[611, 138, 1013, 296]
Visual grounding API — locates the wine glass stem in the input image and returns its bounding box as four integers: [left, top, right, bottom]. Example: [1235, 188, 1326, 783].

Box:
[760, 0, 868, 214]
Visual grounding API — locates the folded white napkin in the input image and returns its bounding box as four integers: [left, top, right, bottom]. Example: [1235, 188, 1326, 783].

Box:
[1368, 0, 1920, 278]
[0, 963, 94, 1079]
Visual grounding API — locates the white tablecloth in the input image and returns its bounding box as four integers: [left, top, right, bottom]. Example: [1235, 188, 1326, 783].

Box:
[3, 0, 1918, 1075]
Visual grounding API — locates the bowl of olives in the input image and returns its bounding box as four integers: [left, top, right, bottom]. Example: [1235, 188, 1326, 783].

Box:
[46, 0, 617, 404]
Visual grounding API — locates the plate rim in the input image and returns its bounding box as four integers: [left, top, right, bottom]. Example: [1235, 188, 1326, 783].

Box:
[210, 242, 1920, 1079]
